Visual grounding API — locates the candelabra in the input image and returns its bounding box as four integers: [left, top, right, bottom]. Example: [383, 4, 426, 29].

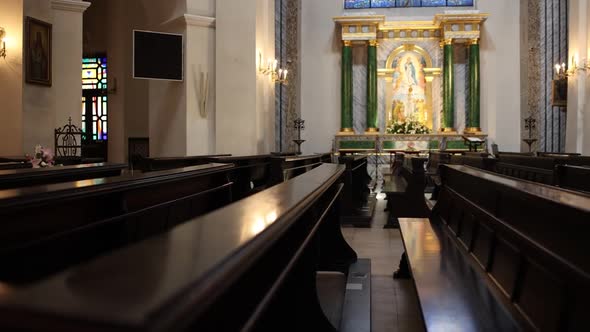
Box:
[554, 56, 590, 79]
[258, 52, 288, 85]
[522, 115, 537, 152]
[293, 118, 305, 155]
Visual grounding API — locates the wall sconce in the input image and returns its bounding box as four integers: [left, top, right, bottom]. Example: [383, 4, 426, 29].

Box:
[0, 27, 6, 59]
[273, 68, 288, 85]
[258, 52, 288, 85]
[555, 56, 590, 79]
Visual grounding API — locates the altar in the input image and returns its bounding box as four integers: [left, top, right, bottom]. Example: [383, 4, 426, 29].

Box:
[332, 12, 489, 154]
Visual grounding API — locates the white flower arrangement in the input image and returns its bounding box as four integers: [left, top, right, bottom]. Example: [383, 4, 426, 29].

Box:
[386, 113, 431, 135]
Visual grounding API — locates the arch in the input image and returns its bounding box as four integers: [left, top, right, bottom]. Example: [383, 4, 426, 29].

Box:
[385, 44, 433, 69]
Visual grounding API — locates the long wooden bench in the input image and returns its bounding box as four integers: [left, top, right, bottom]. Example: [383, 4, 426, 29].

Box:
[0, 164, 370, 332]
[382, 156, 429, 229]
[205, 154, 272, 200]
[0, 163, 126, 189]
[0, 162, 32, 170]
[131, 153, 231, 171]
[556, 164, 590, 193]
[396, 165, 590, 331]
[269, 153, 332, 185]
[454, 154, 588, 187]
[0, 163, 234, 283]
[339, 155, 376, 228]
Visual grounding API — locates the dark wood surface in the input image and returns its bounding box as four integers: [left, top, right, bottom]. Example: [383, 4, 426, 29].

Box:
[382, 156, 429, 228]
[269, 153, 331, 185]
[131, 153, 231, 171]
[556, 164, 590, 193]
[0, 162, 32, 170]
[400, 219, 519, 332]
[0, 163, 360, 332]
[205, 155, 272, 199]
[0, 163, 235, 283]
[339, 155, 376, 227]
[0, 163, 126, 189]
[431, 165, 590, 331]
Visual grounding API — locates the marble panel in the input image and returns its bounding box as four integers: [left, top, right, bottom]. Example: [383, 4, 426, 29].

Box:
[353, 45, 368, 133]
[454, 44, 467, 132]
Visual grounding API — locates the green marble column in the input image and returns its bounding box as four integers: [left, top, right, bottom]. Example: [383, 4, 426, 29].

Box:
[466, 39, 481, 133]
[442, 39, 455, 132]
[340, 40, 353, 133]
[366, 40, 378, 133]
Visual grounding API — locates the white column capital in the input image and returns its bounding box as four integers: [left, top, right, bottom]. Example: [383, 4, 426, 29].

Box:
[184, 14, 216, 29]
[51, 0, 91, 13]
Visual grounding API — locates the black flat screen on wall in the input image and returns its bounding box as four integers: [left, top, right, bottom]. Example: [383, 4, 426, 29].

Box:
[133, 30, 183, 81]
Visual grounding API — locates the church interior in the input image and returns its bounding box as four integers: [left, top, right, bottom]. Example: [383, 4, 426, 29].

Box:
[0, 0, 589, 331]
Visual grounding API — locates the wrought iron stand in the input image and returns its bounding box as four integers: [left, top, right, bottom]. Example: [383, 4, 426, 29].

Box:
[523, 115, 537, 152]
[293, 118, 305, 155]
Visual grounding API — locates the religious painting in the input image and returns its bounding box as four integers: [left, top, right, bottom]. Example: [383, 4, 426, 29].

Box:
[389, 52, 427, 124]
[25, 17, 52, 86]
[379, 44, 436, 133]
[551, 79, 567, 107]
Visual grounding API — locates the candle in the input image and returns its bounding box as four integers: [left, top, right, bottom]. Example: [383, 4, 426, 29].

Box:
[283, 70, 288, 81]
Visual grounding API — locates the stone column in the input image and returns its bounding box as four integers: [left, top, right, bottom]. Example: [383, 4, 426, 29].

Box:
[442, 38, 455, 132]
[340, 40, 353, 133]
[366, 40, 378, 133]
[466, 38, 481, 133]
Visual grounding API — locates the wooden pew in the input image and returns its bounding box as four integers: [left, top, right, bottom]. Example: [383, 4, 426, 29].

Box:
[0, 163, 234, 283]
[0, 162, 32, 170]
[452, 154, 559, 186]
[396, 165, 590, 331]
[269, 153, 331, 185]
[339, 155, 376, 227]
[556, 164, 590, 193]
[0, 164, 370, 332]
[131, 153, 231, 172]
[382, 156, 429, 228]
[0, 156, 32, 170]
[425, 151, 451, 200]
[205, 154, 272, 200]
[537, 152, 581, 157]
[0, 163, 126, 189]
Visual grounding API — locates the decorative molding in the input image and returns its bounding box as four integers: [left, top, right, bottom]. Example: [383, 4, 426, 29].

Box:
[51, 0, 91, 13]
[184, 14, 216, 29]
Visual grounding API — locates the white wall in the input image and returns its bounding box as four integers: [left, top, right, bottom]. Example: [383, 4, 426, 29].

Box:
[85, 0, 218, 159]
[566, 0, 590, 154]
[299, 0, 522, 154]
[478, 0, 521, 152]
[0, 0, 24, 155]
[216, 0, 275, 155]
[299, 0, 341, 154]
[20, 0, 89, 156]
[22, 0, 54, 154]
[185, 15, 216, 155]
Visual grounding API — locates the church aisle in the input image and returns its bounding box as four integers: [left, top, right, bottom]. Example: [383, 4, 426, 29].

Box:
[342, 191, 424, 332]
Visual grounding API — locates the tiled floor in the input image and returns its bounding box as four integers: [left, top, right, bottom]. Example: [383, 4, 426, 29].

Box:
[341, 191, 425, 332]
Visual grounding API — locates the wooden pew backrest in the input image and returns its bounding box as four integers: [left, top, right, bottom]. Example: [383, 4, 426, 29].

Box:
[434, 165, 590, 331]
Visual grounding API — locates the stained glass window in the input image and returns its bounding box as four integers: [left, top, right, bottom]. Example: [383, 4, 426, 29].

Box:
[81, 57, 108, 141]
[82, 57, 107, 90]
[344, 0, 473, 9]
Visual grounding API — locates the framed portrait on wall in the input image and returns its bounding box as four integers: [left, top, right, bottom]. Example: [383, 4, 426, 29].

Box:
[551, 78, 567, 107]
[25, 17, 52, 86]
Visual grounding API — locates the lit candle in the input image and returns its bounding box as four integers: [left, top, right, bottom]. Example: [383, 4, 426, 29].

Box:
[278, 68, 283, 80]
[283, 70, 288, 81]
[273, 59, 278, 71]
[555, 64, 561, 73]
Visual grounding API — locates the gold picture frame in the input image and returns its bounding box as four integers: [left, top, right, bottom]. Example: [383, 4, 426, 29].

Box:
[25, 17, 52, 86]
[551, 79, 567, 107]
